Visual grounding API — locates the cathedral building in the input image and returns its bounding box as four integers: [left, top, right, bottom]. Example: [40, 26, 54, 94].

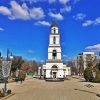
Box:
[38, 22, 71, 80]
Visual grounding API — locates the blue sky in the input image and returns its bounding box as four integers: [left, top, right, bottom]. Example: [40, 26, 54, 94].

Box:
[0, 0, 100, 61]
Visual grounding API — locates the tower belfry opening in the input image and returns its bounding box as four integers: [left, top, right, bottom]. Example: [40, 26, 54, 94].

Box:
[54, 28, 56, 34]
[52, 50, 57, 59]
[53, 36, 56, 44]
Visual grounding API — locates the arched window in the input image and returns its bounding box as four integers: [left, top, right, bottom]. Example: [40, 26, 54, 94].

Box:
[53, 37, 56, 44]
[54, 28, 56, 34]
[52, 50, 57, 59]
[52, 65, 58, 71]
[52, 65, 58, 69]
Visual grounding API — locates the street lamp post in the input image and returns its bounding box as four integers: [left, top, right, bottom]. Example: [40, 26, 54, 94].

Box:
[5, 49, 9, 95]
[7, 49, 9, 61]
[2, 49, 13, 96]
[4, 77, 7, 96]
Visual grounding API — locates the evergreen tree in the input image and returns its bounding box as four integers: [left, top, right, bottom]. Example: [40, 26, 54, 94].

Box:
[0, 60, 3, 80]
[84, 63, 93, 82]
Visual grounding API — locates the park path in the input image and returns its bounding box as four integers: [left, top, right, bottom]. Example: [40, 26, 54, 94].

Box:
[1, 77, 100, 100]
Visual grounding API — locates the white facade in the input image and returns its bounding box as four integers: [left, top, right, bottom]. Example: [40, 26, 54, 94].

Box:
[77, 52, 97, 72]
[83, 52, 96, 69]
[39, 23, 71, 79]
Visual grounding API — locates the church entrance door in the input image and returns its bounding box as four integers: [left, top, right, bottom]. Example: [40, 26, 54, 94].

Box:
[52, 65, 58, 79]
[53, 72, 57, 79]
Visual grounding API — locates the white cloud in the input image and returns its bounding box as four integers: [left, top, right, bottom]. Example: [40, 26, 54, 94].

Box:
[0, 27, 4, 31]
[49, 0, 56, 3]
[48, 12, 64, 20]
[62, 54, 68, 61]
[9, 1, 30, 20]
[30, 7, 45, 20]
[40, 60, 45, 63]
[21, 0, 79, 5]
[85, 44, 100, 52]
[59, 0, 70, 5]
[0, 1, 45, 20]
[86, 44, 100, 50]
[82, 17, 100, 27]
[63, 54, 68, 58]
[94, 17, 100, 25]
[0, 6, 11, 16]
[60, 6, 71, 13]
[27, 49, 34, 54]
[35, 21, 51, 26]
[32, 57, 37, 61]
[82, 20, 93, 27]
[0, 0, 79, 21]
[22, 3, 29, 10]
[73, 13, 86, 20]
[85, 44, 100, 53]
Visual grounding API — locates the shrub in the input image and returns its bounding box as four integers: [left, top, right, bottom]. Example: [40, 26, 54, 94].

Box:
[7, 90, 11, 94]
[94, 71, 100, 83]
[18, 70, 26, 81]
[84, 67, 93, 82]
[0, 90, 4, 97]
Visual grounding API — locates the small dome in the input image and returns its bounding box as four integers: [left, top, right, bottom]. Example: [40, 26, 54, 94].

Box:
[51, 22, 58, 28]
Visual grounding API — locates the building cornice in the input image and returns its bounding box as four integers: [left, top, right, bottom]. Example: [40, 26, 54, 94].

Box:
[49, 33, 60, 36]
[46, 60, 63, 63]
[48, 46, 61, 48]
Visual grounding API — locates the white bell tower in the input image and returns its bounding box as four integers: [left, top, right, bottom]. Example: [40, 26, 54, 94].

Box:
[40, 22, 71, 79]
[48, 23, 61, 60]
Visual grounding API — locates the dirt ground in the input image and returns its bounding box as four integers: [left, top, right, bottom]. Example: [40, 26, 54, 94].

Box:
[0, 77, 100, 100]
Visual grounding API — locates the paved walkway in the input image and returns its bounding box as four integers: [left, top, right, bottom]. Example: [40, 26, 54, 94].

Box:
[0, 77, 100, 100]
